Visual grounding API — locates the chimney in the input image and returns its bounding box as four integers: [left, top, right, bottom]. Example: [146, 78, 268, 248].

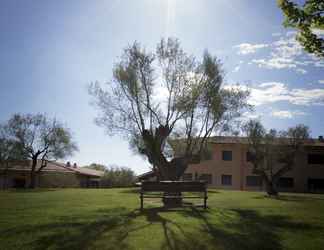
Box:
[73, 163, 77, 168]
[66, 161, 71, 167]
[319, 136, 324, 142]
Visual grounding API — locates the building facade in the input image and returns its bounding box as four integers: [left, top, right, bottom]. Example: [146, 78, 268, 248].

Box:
[182, 137, 324, 193]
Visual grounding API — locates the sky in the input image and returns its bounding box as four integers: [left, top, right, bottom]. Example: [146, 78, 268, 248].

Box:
[0, 0, 323, 174]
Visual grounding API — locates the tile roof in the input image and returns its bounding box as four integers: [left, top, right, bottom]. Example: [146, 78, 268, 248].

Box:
[0, 160, 104, 177]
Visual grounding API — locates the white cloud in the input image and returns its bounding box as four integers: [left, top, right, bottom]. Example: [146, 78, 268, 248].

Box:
[312, 29, 324, 37]
[271, 110, 306, 119]
[232, 65, 240, 72]
[272, 32, 281, 37]
[242, 111, 261, 119]
[237, 31, 323, 73]
[234, 43, 268, 55]
[227, 82, 324, 106]
[252, 58, 296, 69]
[296, 68, 307, 74]
[319, 80, 324, 84]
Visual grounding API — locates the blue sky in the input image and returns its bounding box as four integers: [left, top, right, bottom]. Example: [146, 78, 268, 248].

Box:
[0, 0, 323, 174]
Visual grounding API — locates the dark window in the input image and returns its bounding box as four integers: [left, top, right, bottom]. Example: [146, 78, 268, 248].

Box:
[308, 178, 324, 192]
[308, 154, 324, 164]
[222, 151, 232, 161]
[246, 176, 262, 186]
[246, 151, 253, 162]
[221, 175, 232, 186]
[199, 174, 212, 184]
[13, 178, 26, 188]
[278, 177, 294, 188]
[183, 173, 193, 181]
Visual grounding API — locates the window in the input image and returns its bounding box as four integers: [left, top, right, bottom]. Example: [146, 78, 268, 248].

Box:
[222, 151, 232, 161]
[278, 177, 294, 188]
[308, 154, 324, 164]
[183, 173, 192, 181]
[221, 175, 232, 186]
[246, 176, 262, 186]
[246, 151, 253, 162]
[199, 174, 212, 184]
[308, 178, 324, 192]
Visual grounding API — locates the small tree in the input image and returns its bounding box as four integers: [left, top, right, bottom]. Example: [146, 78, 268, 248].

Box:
[278, 0, 324, 57]
[89, 38, 250, 185]
[0, 125, 28, 189]
[244, 119, 310, 196]
[5, 113, 78, 188]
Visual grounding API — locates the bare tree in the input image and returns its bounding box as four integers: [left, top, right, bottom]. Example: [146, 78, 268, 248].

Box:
[89, 38, 250, 183]
[243, 119, 310, 195]
[4, 113, 78, 188]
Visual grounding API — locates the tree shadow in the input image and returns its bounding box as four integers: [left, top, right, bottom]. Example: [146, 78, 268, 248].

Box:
[118, 188, 140, 194]
[178, 207, 321, 250]
[6, 188, 58, 193]
[207, 189, 220, 194]
[276, 195, 324, 202]
[1, 206, 321, 250]
[1, 207, 143, 250]
[253, 194, 324, 202]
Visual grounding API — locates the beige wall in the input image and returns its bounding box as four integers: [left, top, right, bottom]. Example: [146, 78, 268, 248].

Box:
[0, 171, 99, 188]
[183, 143, 324, 193]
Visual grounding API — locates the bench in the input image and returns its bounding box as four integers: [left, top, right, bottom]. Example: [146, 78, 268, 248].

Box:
[138, 181, 208, 210]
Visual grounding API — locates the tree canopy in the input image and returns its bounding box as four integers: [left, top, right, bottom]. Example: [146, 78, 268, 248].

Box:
[278, 0, 324, 57]
[89, 38, 250, 181]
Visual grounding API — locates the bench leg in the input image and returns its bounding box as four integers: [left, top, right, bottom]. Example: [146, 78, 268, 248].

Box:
[140, 193, 143, 210]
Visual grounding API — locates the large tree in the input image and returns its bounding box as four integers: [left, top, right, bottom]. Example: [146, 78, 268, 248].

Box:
[89, 38, 250, 182]
[4, 113, 78, 188]
[278, 0, 324, 57]
[243, 120, 310, 196]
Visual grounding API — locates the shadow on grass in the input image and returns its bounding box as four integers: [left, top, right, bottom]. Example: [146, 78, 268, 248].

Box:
[118, 188, 140, 194]
[253, 194, 324, 202]
[207, 189, 220, 194]
[6, 188, 58, 193]
[1, 206, 321, 250]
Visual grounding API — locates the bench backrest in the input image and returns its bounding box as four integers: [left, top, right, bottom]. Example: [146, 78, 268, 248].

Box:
[141, 181, 206, 192]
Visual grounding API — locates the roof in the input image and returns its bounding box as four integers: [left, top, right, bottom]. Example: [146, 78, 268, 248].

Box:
[0, 160, 104, 177]
[209, 136, 324, 147]
[137, 170, 155, 180]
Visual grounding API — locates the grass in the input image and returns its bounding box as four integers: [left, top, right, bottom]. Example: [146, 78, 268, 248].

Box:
[0, 188, 324, 250]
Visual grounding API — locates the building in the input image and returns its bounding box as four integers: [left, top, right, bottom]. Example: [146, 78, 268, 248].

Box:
[138, 136, 324, 193]
[0, 161, 104, 188]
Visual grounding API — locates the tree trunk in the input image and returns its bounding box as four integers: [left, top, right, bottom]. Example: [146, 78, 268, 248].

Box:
[265, 181, 278, 196]
[29, 157, 37, 189]
[163, 192, 183, 208]
[158, 159, 191, 207]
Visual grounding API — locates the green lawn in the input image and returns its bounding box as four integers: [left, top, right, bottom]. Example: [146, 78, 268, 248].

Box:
[0, 188, 324, 250]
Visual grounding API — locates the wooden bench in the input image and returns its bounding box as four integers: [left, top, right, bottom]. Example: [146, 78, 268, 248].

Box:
[138, 181, 208, 210]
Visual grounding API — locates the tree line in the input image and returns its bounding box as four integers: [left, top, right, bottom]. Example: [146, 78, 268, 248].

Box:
[84, 163, 136, 187]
